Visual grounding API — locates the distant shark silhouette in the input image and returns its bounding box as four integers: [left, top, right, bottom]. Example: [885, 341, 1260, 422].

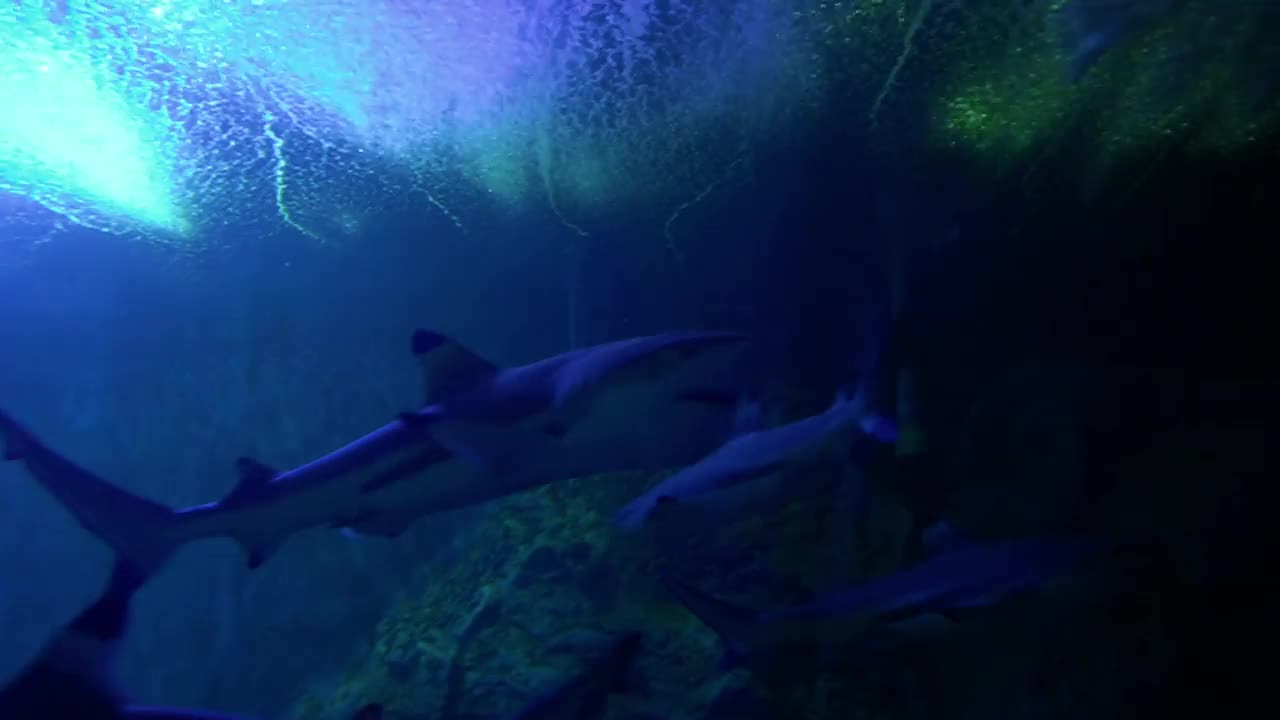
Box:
[1, 329, 747, 579]
[0, 559, 257, 719]
[661, 532, 1115, 671]
[613, 383, 896, 532]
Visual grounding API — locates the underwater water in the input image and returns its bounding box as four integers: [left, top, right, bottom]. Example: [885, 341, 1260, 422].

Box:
[1, 1, 1276, 719]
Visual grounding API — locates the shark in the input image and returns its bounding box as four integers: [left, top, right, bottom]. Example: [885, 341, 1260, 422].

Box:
[612, 384, 897, 532]
[0, 328, 748, 579]
[659, 532, 1116, 672]
[0, 558, 257, 720]
[400, 328, 749, 477]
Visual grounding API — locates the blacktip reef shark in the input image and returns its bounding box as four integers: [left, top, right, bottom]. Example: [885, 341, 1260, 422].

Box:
[0, 328, 748, 579]
[0, 559, 257, 720]
[612, 383, 898, 532]
[399, 328, 747, 475]
[659, 530, 1116, 672]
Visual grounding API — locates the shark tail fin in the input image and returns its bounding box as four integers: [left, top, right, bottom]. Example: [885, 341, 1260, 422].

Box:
[0, 409, 181, 582]
[410, 328, 499, 405]
[69, 558, 147, 643]
[2, 557, 143, 717]
[658, 570, 758, 670]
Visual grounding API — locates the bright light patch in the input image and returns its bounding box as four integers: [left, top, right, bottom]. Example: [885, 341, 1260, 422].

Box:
[0, 10, 185, 234]
[1, 0, 818, 246]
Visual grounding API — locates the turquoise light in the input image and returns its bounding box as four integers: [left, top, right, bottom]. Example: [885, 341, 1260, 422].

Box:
[0, 5, 186, 235]
[2, 1, 812, 245]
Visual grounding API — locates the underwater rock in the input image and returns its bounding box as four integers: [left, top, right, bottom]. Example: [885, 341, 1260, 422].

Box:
[382, 650, 419, 685]
[702, 679, 775, 720]
[565, 540, 593, 566]
[515, 546, 572, 586]
[575, 560, 621, 615]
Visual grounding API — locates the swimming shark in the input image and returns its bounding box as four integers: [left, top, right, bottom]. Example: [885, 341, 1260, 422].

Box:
[402, 328, 747, 473]
[659, 533, 1115, 671]
[0, 328, 748, 579]
[612, 384, 897, 532]
[0, 558, 256, 720]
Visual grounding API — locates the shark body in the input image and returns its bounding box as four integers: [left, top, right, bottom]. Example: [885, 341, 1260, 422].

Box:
[1, 329, 747, 577]
[661, 534, 1114, 671]
[0, 559, 256, 720]
[613, 385, 896, 531]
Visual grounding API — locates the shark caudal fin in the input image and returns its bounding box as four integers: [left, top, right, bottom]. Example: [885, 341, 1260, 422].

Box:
[0, 557, 145, 718]
[0, 408, 181, 581]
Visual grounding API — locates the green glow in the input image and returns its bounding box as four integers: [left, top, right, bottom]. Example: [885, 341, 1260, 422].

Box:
[2, 1, 819, 244]
[934, 36, 1076, 161]
[0, 9, 185, 234]
[926, 0, 1279, 170]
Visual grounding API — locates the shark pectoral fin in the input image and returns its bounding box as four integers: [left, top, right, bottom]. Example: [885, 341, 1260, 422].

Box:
[411, 328, 498, 404]
[225, 457, 278, 506]
[430, 420, 562, 477]
[240, 535, 286, 570]
[360, 444, 453, 495]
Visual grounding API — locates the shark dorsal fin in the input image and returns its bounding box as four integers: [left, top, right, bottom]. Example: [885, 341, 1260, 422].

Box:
[411, 329, 499, 405]
[352, 702, 383, 720]
[225, 457, 277, 506]
[241, 535, 284, 570]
